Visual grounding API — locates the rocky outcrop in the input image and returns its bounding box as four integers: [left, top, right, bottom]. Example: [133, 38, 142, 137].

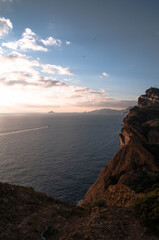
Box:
[81, 88, 159, 208]
[138, 87, 159, 107]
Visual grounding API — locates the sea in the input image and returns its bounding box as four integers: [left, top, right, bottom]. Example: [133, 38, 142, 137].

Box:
[0, 113, 123, 204]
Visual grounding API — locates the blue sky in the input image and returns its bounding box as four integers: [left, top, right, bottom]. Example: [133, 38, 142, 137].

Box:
[0, 0, 158, 112]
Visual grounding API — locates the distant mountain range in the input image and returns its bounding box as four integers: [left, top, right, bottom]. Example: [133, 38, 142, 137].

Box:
[87, 108, 129, 115]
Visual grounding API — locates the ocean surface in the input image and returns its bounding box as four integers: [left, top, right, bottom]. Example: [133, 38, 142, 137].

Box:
[0, 113, 123, 204]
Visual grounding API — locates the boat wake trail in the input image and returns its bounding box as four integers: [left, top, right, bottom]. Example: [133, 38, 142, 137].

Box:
[0, 126, 48, 137]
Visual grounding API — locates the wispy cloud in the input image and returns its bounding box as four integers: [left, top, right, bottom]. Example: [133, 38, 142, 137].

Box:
[75, 87, 89, 93]
[2, 79, 37, 87]
[0, 17, 13, 38]
[1, 76, 68, 88]
[65, 41, 71, 45]
[39, 78, 68, 88]
[41, 36, 62, 46]
[75, 99, 137, 109]
[41, 64, 73, 75]
[63, 78, 80, 84]
[102, 72, 109, 77]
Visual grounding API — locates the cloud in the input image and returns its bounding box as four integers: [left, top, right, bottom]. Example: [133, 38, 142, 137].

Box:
[0, 17, 13, 38]
[41, 64, 73, 75]
[74, 87, 107, 96]
[0, 51, 72, 89]
[20, 103, 60, 109]
[1, 76, 68, 88]
[2, 79, 37, 87]
[0, 48, 135, 112]
[40, 77, 68, 88]
[66, 41, 71, 45]
[76, 99, 137, 109]
[0, 51, 72, 79]
[22, 28, 35, 38]
[68, 94, 82, 99]
[41, 37, 62, 46]
[0, 47, 3, 54]
[0, 70, 37, 87]
[2, 28, 48, 52]
[1, 21, 70, 53]
[102, 72, 109, 77]
[0, 51, 40, 82]
[63, 78, 80, 84]
[75, 87, 90, 93]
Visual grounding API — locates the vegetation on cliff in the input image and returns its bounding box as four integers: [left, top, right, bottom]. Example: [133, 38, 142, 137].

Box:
[134, 188, 159, 234]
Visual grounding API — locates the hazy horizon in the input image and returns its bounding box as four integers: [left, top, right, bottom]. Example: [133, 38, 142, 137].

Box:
[0, 106, 129, 114]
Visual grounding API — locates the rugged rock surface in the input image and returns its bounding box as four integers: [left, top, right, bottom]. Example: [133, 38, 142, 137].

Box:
[81, 88, 159, 207]
[0, 182, 157, 240]
[138, 87, 159, 107]
[0, 87, 159, 239]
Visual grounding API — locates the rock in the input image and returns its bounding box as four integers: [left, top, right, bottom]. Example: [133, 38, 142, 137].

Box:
[138, 87, 159, 107]
[81, 87, 159, 207]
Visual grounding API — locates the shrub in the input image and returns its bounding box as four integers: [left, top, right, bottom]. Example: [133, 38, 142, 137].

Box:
[134, 188, 159, 233]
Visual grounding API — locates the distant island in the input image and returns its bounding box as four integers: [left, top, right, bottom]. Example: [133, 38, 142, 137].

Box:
[48, 111, 55, 114]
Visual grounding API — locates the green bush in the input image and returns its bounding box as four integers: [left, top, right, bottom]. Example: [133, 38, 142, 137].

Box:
[134, 188, 159, 233]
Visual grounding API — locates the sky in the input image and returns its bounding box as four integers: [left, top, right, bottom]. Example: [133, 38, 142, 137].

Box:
[0, 0, 159, 113]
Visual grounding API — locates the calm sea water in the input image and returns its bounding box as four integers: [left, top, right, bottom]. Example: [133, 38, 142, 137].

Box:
[0, 113, 123, 204]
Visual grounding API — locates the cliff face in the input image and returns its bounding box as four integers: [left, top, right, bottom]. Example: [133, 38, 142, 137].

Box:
[81, 87, 159, 207]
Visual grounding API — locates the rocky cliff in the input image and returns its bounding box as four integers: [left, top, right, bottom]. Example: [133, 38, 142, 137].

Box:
[81, 88, 159, 208]
[0, 88, 159, 240]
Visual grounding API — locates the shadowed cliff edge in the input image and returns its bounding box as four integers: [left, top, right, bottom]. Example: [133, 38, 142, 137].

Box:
[0, 88, 159, 240]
